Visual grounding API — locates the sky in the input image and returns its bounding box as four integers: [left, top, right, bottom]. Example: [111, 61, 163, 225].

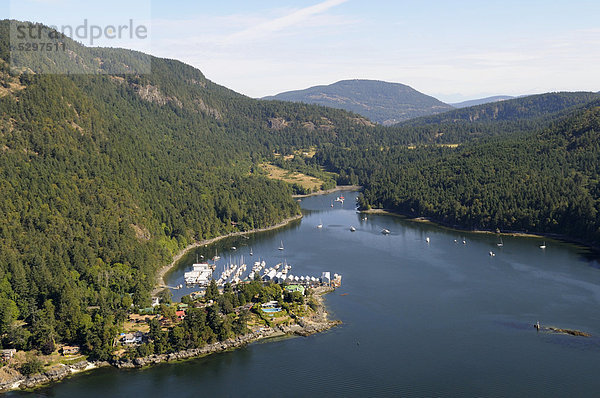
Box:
[4, 0, 600, 102]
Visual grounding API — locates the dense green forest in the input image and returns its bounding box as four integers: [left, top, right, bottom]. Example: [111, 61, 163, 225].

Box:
[316, 100, 600, 246]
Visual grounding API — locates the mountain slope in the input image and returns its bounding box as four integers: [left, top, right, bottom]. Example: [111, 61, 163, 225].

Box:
[264, 79, 454, 125]
[0, 20, 389, 358]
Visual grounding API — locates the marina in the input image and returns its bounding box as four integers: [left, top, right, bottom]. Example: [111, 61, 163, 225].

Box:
[184, 252, 341, 290]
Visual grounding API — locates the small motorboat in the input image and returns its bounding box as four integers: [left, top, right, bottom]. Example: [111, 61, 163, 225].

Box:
[381, 228, 390, 235]
[350, 226, 356, 232]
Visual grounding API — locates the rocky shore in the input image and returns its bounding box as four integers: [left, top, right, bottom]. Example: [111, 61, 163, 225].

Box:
[114, 317, 340, 369]
[0, 289, 340, 393]
[0, 360, 110, 393]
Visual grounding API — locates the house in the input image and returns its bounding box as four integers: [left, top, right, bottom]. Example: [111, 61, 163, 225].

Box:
[151, 297, 160, 307]
[0, 349, 16, 361]
[120, 331, 144, 345]
[285, 285, 305, 295]
[261, 301, 279, 309]
[61, 346, 80, 355]
[175, 310, 186, 321]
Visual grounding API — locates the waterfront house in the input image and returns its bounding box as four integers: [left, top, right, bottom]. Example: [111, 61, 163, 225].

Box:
[61, 346, 80, 355]
[262, 301, 279, 309]
[0, 349, 16, 361]
[121, 331, 144, 345]
[175, 310, 186, 321]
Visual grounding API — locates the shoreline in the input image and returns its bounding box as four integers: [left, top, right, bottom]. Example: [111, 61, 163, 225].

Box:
[362, 208, 600, 252]
[151, 213, 303, 297]
[114, 287, 340, 369]
[292, 185, 361, 198]
[1, 288, 339, 393]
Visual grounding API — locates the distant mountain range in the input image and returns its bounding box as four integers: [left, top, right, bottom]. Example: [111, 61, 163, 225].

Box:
[263, 79, 454, 125]
[450, 95, 515, 108]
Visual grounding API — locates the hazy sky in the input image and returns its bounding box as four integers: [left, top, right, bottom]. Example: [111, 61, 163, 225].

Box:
[6, 0, 600, 102]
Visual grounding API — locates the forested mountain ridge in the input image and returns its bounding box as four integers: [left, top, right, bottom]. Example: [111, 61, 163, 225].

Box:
[264, 79, 454, 125]
[316, 100, 600, 246]
[403, 92, 600, 125]
[377, 92, 600, 145]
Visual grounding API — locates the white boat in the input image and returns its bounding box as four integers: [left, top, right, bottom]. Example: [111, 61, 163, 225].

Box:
[489, 251, 496, 257]
[381, 228, 390, 235]
[330, 201, 334, 208]
[425, 237, 430, 243]
[462, 239, 466, 245]
[497, 237, 504, 247]
[350, 226, 356, 232]
[317, 219, 323, 229]
[278, 240, 284, 250]
[249, 248, 253, 256]
[335, 196, 345, 203]
[231, 246, 237, 250]
[540, 242, 546, 249]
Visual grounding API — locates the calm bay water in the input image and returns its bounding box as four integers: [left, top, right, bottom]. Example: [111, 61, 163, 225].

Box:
[12, 191, 600, 397]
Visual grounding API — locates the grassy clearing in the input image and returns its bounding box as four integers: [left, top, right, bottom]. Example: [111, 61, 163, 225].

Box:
[260, 163, 324, 192]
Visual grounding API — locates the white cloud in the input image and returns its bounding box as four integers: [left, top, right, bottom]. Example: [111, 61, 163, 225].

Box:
[221, 0, 349, 45]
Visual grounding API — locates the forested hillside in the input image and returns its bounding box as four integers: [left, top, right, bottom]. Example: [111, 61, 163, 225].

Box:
[0, 21, 384, 358]
[317, 101, 600, 245]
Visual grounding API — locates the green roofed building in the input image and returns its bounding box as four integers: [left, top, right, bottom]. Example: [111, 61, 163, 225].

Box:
[285, 285, 305, 295]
